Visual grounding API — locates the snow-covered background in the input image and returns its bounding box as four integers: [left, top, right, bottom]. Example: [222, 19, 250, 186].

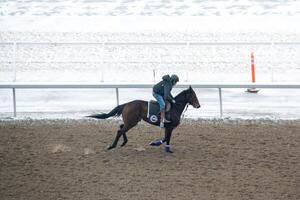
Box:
[2, 0, 300, 18]
[1, 0, 300, 119]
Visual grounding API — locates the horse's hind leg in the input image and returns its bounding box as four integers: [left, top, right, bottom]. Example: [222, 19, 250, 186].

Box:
[119, 124, 128, 147]
[121, 133, 128, 147]
[107, 102, 142, 150]
[107, 129, 123, 150]
[119, 123, 136, 147]
[107, 124, 128, 150]
[120, 121, 140, 147]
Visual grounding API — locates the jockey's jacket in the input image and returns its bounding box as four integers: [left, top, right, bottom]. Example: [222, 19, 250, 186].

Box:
[153, 75, 175, 102]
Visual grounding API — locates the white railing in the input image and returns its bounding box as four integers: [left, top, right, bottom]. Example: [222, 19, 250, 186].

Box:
[1, 82, 300, 118]
[2, 42, 300, 45]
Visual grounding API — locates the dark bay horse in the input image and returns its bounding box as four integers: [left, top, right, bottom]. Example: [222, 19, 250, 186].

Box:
[88, 86, 200, 153]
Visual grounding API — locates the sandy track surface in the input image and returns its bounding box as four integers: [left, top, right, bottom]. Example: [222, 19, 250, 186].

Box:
[0, 119, 300, 200]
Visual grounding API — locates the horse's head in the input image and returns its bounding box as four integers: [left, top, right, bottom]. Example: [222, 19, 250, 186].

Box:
[186, 86, 201, 108]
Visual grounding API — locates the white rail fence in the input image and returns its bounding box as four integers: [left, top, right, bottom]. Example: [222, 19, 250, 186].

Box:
[1, 42, 300, 118]
[1, 82, 300, 118]
[2, 42, 300, 45]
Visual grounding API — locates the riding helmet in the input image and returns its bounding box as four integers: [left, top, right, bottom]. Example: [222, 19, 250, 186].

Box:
[170, 74, 179, 83]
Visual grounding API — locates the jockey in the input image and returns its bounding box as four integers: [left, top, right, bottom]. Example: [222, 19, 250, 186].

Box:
[153, 74, 179, 127]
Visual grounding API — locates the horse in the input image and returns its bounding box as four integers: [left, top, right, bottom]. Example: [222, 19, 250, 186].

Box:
[88, 86, 201, 153]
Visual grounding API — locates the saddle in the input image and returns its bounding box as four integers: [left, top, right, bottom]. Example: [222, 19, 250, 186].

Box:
[147, 100, 171, 124]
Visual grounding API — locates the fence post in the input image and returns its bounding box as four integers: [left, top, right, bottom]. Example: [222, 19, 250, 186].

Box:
[218, 88, 223, 118]
[116, 88, 119, 106]
[13, 42, 17, 81]
[100, 42, 105, 82]
[13, 88, 17, 117]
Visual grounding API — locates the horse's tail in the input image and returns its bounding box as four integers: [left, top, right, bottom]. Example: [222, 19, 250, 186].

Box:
[87, 104, 126, 119]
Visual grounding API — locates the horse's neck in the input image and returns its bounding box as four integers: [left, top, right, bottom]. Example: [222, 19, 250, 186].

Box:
[174, 91, 188, 114]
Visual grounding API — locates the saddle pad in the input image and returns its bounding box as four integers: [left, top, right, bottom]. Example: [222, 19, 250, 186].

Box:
[147, 100, 161, 124]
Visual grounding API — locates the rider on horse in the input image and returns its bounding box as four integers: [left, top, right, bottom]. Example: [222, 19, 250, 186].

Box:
[153, 74, 179, 127]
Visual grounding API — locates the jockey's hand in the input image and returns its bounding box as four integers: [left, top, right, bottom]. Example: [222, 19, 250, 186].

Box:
[172, 99, 176, 104]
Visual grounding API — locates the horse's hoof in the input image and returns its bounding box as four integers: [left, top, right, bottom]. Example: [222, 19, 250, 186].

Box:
[165, 149, 174, 153]
[165, 146, 173, 153]
[120, 142, 127, 147]
[107, 145, 115, 150]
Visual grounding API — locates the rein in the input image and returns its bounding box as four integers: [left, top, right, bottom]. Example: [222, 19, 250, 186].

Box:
[182, 90, 190, 119]
[175, 89, 191, 119]
[181, 104, 189, 119]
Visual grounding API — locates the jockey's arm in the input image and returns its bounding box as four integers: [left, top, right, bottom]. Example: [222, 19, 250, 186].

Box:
[167, 94, 174, 102]
[164, 86, 175, 103]
[163, 84, 171, 100]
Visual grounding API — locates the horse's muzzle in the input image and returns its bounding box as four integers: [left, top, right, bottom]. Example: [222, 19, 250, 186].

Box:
[193, 103, 201, 108]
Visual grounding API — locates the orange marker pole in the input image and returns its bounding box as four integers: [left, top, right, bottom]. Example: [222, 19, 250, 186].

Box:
[247, 52, 259, 93]
[251, 52, 255, 83]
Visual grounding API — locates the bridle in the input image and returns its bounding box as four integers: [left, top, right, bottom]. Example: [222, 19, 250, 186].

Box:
[182, 104, 189, 119]
[182, 89, 191, 119]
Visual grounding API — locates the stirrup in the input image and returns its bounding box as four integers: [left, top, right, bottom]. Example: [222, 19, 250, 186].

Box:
[160, 122, 164, 128]
[163, 119, 171, 123]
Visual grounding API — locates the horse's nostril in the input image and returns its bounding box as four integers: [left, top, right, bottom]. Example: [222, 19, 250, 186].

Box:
[194, 104, 200, 108]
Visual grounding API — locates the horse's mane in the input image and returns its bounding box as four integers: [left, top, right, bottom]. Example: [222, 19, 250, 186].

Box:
[174, 89, 189, 102]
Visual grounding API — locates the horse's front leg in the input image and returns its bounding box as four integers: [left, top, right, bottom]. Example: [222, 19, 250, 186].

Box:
[149, 139, 164, 146]
[149, 129, 169, 147]
[149, 127, 174, 153]
[164, 127, 174, 153]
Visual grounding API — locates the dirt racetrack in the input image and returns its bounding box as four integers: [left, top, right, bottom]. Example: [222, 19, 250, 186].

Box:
[0, 119, 300, 200]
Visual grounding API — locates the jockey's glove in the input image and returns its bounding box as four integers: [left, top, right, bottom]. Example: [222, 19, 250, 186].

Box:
[172, 99, 176, 104]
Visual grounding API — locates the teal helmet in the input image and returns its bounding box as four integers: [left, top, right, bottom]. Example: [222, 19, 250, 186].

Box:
[170, 74, 179, 84]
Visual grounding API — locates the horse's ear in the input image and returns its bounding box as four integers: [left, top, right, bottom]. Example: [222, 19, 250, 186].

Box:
[189, 85, 192, 90]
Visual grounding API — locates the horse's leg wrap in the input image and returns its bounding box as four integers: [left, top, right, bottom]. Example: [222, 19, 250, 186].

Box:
[164, 144, 173, 153]
[149, 139, 164, 146]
